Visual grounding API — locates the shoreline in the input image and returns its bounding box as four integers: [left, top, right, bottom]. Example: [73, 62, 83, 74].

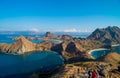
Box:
[88, 48, 109, 59]
[88, 44, 120, 55]
[88, 48, 109, 55]
[112, 44, 120, 47]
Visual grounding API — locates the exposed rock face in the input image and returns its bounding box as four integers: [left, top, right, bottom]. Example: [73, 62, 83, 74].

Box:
[44, 32, 57, 39]
[88, 26, 120, 44]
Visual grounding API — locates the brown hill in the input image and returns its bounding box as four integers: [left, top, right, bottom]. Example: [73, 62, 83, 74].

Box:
[0, 36, 36, 54]
[98, 52, 120, 65]
[51, 41, 92, 62]
[58, 35, 73, 40]
[44, 32, 57, 39]
[36, 41, 55, 51]
[88, 26, 120, 44]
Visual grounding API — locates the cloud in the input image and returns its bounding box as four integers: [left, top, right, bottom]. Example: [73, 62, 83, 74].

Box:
[61, 28, 91, 32]
[28, 28, 40, 32]
[63, 28, 80, 32]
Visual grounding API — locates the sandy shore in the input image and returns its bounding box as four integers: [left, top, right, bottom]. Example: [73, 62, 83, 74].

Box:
[112, 44, 120, 47]
[88, 48, 109, 55]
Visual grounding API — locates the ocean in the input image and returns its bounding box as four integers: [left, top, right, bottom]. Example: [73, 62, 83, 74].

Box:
[0, 51, 64, 78]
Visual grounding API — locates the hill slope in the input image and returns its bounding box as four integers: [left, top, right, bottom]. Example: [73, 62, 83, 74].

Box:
[88, 26, 120, 44]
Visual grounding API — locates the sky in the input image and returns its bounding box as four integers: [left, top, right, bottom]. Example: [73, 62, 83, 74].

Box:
[0, 0, 120, 32]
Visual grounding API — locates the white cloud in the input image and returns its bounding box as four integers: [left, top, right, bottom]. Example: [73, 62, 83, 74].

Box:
[63, 28, 80, 32]
[61, 28, 91, 32]
[28, 28, 40, 32]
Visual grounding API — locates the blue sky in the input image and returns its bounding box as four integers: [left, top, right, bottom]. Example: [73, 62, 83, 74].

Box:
[0, 0, 120, 32]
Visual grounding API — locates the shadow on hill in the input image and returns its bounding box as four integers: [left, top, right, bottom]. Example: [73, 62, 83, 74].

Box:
[51, 43, 63, 55]
[67, 56, 94, 64]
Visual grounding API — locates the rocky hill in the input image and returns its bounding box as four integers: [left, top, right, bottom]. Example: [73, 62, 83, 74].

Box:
[58, 35, 73, 40]
[0, 36, 36, 54]
[0, 36, 55, 54]
[43, 32, 57, 39]
[88, 26, 120, 44]
[98, 52, 120, 66]
[51, 39, 102, 62]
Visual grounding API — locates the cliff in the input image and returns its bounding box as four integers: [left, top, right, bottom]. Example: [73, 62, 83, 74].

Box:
[88, 26, 120, 44]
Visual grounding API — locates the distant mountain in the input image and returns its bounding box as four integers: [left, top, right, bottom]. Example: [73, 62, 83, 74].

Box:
[58, 35, 73, 40]
[44, 32, 57, 39]
[88, 26, 120, 44]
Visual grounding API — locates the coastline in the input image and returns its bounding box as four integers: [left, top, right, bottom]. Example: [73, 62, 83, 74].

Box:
[112, 44, 120, 47]
[88, 48, 110, 59]
[88, 48, 109, 55]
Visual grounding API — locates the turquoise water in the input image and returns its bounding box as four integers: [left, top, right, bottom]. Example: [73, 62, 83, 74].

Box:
[0, 51, 64, 78]
[91, 45, 120, 59]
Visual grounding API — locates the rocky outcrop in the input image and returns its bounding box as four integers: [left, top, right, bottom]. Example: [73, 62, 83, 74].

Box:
[88, 26, 120, 44]
[43, 32, 57, 39]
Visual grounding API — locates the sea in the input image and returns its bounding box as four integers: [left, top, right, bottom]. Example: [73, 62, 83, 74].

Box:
[0, 51, 64, 78]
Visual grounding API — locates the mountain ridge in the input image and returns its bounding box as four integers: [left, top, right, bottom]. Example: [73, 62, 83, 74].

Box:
[88, 26, 120, 44]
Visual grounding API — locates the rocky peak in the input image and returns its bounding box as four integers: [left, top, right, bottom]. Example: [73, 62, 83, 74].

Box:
[60, 35, 73, 40]
[88, 26, 120, 44]
[0, 36, 36, 54]
[16, 36, 33, 45]
[44, 32, 56, 38]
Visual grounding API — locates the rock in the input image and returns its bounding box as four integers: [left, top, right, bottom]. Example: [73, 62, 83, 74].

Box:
[88, 26, 120, 44]
[44, 32, 57, 39]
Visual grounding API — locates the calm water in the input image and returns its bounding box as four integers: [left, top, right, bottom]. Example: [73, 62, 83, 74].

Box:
[0, 51, 64, 78]
[91, 45, 120, 59]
